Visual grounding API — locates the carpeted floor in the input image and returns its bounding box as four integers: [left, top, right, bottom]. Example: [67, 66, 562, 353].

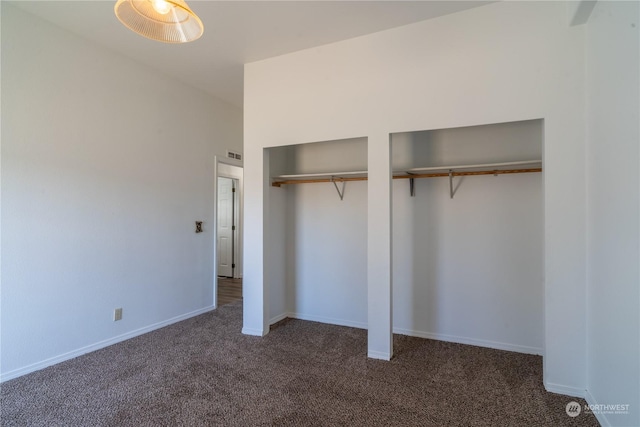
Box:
[1, 302, 598, 426]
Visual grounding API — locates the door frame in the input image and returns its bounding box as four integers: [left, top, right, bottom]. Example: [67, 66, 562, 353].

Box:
[213, 156, 243, 307]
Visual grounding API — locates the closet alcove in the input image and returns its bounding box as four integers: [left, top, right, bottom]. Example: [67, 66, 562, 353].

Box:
[268, 137, 369, 328]
[268, 119, 542, 355]
[391, 119, 543, 354]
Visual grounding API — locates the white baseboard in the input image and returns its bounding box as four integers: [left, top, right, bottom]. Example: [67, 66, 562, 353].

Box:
[268, 314, 542, 357]
[544, 381, 586, 398]
[368, 350, 392, 360]
[287, 312, 368, 330]
[585, 389, 612, 427]
[241, 327, 267, 336]
[0, 305, 216, 383]
[392, 327, 543, 355]
[269, 312, 288, 325]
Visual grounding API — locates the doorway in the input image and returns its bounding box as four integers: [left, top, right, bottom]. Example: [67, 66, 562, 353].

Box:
[215, 157, 243, 307]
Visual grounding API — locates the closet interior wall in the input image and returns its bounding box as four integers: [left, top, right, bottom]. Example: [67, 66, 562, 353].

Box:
[267, 138, 368, 326]
[392, 120, 544, 354]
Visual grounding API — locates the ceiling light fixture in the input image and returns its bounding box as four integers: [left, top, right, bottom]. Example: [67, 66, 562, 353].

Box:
[114, 0, 203, 43]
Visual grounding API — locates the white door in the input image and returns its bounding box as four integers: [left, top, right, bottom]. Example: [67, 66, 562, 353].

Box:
[217, 177, 234, 277]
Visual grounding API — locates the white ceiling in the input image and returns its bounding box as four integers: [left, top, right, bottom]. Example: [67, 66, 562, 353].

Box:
[12, 1, 491, 107]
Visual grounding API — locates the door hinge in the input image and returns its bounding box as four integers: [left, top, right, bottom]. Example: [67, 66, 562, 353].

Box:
[232, 225, 236, 231]
[232, 263, 236, 268]
[232, 187, 236, 192]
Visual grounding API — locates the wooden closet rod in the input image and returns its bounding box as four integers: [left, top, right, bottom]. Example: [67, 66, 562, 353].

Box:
[272, 176, 367, 187]
[271, 167, 542, 187]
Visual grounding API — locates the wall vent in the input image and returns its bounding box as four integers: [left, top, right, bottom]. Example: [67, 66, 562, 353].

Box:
[226, 150, 242, 161]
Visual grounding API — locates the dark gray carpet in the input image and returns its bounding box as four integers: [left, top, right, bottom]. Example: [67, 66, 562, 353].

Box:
[1, 302, 598, 426]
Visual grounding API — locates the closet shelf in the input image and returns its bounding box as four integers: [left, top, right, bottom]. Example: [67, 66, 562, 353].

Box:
[271, 170, 368, 187]
[397, 160, 542, 176]
[271, 160, 541, 187]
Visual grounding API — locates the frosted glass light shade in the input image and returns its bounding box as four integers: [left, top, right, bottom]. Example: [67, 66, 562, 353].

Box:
[114, 0, 203, 43]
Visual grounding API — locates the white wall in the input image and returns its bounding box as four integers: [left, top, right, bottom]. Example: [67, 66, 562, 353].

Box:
[392, 173, 543, 353]
[245, 1, 587, 395]
[282, 181, 369, 326]
[586, 1, 639, 426]
[1, 5, 243, 380]
[392, 121, 543, 170]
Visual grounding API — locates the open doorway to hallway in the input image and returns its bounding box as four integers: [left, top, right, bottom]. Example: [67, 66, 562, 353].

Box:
[215, 157, 243, 308]
[218, 278, 242, 306]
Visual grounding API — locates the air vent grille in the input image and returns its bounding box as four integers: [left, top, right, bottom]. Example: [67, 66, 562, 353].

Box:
[226, 150, 242, 161]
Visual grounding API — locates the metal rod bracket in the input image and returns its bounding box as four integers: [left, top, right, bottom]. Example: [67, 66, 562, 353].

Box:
[331, 177, 346, 201]
[449, 170, 454, 199]
[405, 172, 416, 197]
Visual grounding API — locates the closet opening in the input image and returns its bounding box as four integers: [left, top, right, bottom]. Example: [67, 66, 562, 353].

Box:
[267, 137, 369, 328]
[390, 119, 544, 356]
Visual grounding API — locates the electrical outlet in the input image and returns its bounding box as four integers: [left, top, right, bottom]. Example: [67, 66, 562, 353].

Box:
[114, 308, 123, 321]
